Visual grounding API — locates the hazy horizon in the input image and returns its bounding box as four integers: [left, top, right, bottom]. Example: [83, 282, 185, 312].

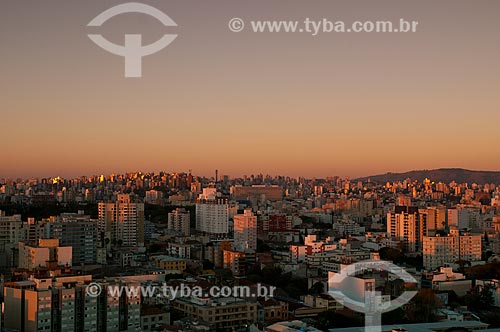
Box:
[2, 166, 500, 181]
[2, 0, 499, 178]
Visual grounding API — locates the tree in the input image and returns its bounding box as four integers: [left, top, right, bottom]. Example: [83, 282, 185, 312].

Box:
[261, 266, 282, 284]
[308, 282, 324, 295]
[455, 260, 471, 273]
[315, 310, 363, 330]
[379, 247, 402, 262]
[465, 262, 500, 279]
[148, 243, 162, 253]
[467, 285, 494, 310]
[202, 259, 214, 270]
[411, 289, 440, 323]
[257, 239, 271, 252]
[383, 307, 408, 325]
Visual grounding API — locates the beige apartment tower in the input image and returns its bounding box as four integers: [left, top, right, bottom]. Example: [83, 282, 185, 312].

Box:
[98, 194, 145, 247]
[233, 209, 257, 251]
[167, 208, 190, 236]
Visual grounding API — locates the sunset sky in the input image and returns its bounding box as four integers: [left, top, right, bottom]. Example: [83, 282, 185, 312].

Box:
[1, 0, 499, 179]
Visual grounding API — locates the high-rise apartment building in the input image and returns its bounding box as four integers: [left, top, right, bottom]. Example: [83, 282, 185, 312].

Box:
[233, 209, 257, 251]
[145, 190, 164, 205]
[457, 233, 483, 263]
[396, 194, 412, 207]
[448, 208, 470, 229]
[387, 206, 423, 252]
[45, 213, 98, 264]
[98, 194, 145, 247]
[0, 211, 22, 239]
[421, 206, 447, 234]
[167, 208, 190, 236]
[3, 276, 141, 332]
[195, 188, 229, 238]
[0, 212, 23, 267]
[423, 233, 482, 270]
[4, 277, 89, 332]
[257, 214, 293, 235]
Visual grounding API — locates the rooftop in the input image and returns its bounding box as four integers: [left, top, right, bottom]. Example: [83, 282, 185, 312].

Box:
[328, 321, 490, 332]
[153, 255, 187, 262]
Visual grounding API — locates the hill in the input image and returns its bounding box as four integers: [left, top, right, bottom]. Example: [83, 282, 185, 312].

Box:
[357, 168, 500, 184]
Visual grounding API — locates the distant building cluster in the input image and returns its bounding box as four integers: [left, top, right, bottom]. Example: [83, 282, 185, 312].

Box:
[1, 172, 500, 331]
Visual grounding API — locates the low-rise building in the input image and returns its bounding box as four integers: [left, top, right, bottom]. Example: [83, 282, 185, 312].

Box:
[421, 268, 472, 297]
[151, 255, 187, 272]
[167, 242, 191, 258]
[18, 239, 72, 270]
[258, 298, 289, 323]
[266, 320, 322, 332]
[141, 306, 170, 331]
[172, 296, 257, 330]
[303, 294, 343, 312]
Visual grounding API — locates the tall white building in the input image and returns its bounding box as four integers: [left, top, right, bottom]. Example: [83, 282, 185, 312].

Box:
[98, 194, 145, 247]
[195, 188, 229, 238]
[233, 209, 257, 251]
[167, 208, 190, 236]
[423, 233, 482, 270]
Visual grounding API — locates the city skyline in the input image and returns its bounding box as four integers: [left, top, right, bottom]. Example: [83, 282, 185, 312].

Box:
[2, 166, 500, 182]
[2, 151, 500, 330]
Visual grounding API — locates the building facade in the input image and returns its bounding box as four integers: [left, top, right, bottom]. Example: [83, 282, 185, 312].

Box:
[98, 194, 145, 247]
[167, 208, 190, 236]
[173, 297, 257, 330]
[423, 233, 482, 270]
[45, 216, 97, 264]
[3, 276, 141, 332]
[387, 206, 423, 252]
[233, 209, 257, 251]
[195, 188, 229, 238]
